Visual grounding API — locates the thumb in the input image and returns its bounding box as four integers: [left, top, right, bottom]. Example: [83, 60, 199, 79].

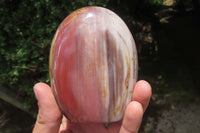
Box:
[33, 82, 62, 133]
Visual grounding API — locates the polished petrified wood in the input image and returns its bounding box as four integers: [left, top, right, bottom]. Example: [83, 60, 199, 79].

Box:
[49, 6, 138, 123]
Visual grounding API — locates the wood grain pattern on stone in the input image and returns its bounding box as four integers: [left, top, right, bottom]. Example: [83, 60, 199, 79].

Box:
[49, 6, 138, 123]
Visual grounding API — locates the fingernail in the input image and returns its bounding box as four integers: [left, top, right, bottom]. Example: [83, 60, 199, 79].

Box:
[33, 84, 39, 100]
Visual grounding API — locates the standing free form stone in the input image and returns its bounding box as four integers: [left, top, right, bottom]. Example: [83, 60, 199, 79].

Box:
[49, 6, 138, 123]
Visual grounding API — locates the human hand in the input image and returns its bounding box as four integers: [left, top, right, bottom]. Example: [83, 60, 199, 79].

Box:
[32, 80, 151, 133]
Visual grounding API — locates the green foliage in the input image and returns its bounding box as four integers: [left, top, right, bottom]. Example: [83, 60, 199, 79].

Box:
[145, 0, 165, 5]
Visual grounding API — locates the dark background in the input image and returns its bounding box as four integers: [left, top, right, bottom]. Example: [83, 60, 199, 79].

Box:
[0, 0, 200, 132]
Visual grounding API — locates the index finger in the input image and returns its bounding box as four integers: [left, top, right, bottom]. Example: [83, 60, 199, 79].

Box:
[132, 80, 152, 111]
[119, 80, 152, 133]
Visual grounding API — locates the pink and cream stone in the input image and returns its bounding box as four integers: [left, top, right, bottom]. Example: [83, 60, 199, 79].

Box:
[49, 6, 138, 123]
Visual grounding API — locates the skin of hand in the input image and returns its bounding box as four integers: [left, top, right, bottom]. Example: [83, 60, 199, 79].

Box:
[32, 80, 152, 133]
